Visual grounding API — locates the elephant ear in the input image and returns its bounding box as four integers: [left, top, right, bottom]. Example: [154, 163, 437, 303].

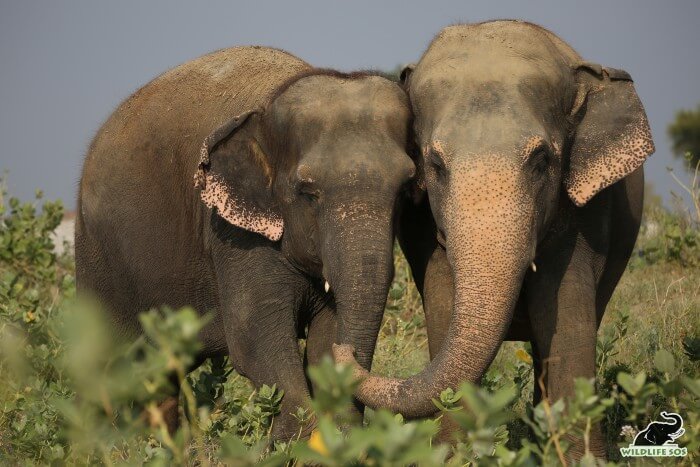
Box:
[399, 62, 425, 203]
[565, 62, 655, 206]
[399, 63, 415, 86]
[194, 109, 283, 241]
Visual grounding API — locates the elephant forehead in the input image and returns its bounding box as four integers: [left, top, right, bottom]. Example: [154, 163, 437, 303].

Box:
[427, 121, 554, 160]
[414, 64, 565, 114]
[277, 75, 408, 120]
[299, 149, 411, 189]
[412, 37, 572, 118]
[427, 21, 572, 68]
[447, 152, 523, 184]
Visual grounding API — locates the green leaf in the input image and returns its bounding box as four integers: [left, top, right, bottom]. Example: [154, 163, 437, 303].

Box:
[617, 372, 646, 396]
[681, 376, 700, 397]
[654, 348, 676, 374]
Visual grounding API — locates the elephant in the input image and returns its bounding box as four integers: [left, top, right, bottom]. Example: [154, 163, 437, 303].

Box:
[334, 20, 655, 456]
[633, 412, 685, 446]
[75, 46, 415, 440]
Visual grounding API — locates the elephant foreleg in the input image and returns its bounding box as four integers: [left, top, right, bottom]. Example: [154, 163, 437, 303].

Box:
[419, 246, 467, 445]
[526, 243, 606, 459]
[422, 246, 454, 359]
[216, 262, 316, 441]
[231, 303, 315, 440]
[397, 201, 459, 442]
[397, 196, 454, 359]
[304, 304, 337, 379]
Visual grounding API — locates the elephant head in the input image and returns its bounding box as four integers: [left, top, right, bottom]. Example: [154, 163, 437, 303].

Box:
[633, 412, 685, 446]
[196, 70, 415, 371]
[334, 21, 655, 416]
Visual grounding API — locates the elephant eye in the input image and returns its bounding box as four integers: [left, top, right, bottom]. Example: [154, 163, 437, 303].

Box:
[297, 182, 320, 204]
[531, 149, 550, 178]
[427, 148, 447, 177]
[302, 192, 319, 203]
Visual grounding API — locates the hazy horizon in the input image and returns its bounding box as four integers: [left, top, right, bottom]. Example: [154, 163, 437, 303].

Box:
[1, 1, 699, 211]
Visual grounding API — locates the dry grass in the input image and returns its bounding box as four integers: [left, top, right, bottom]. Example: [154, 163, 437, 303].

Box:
[604, 263, 699, 376]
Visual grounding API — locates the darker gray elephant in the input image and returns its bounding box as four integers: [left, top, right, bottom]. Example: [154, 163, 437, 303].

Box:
[76, 46, 415, 439]
[334, 21, 654, 456]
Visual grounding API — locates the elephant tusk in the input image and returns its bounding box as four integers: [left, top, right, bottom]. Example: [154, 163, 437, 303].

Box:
[324, 281, 330, 293]
[531, 262, 537, 272]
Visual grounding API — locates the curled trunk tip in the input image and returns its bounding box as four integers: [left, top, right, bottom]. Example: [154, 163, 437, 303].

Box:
[333, 344, 369, 380]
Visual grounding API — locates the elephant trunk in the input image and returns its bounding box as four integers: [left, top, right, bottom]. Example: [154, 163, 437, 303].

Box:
[323, 203, 395, 372]
[661, 411, 683, 432]
[335, 172, 534, 417]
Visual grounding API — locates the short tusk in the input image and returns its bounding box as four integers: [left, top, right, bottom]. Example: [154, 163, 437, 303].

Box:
[324, 281, 330, 293]
[531, 262, 537, 272]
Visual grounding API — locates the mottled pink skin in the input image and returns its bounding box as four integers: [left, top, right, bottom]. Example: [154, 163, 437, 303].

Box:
[194, 117, 284, 242]
[193, 141, 212, 189]
[566, 126, 654, 206]
[199, 173, 283, 241]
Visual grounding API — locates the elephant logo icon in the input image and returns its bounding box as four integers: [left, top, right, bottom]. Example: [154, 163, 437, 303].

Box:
[633, 411, 685, 446]
[621, 411, 688, 458]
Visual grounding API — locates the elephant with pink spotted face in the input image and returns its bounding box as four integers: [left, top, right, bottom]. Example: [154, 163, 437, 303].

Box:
[76, 46, 415, 440]
[334, 21, 654, 457]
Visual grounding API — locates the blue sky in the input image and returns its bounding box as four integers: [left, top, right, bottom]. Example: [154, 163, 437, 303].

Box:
[1, 1, 698, 210]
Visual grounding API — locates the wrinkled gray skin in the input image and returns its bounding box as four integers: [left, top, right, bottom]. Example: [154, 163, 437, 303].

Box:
[334, 21, 654, 456]
[76, 46, 414, 440]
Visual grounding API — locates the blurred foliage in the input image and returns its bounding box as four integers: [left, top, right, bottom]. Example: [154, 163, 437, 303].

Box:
[0, 181, 698, 465]
[668, 104, 700, 168]
[632, 160, 700, 268]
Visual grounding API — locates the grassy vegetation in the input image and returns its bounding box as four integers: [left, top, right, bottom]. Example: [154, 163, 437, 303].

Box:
[0, 175, 698, 465]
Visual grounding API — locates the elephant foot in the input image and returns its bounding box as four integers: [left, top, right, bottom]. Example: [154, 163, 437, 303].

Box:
[565, 425, 607, 462]
[270, 413, 317, 443]
[433, 415, 462, 445]
[145, 395, 180, 435]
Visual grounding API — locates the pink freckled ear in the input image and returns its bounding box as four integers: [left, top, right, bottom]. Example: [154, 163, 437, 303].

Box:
[200, 174, 283, 241]
[566, 125, 654, 206]
[195, 109, 283, 241]
[566, 70, 655, 206]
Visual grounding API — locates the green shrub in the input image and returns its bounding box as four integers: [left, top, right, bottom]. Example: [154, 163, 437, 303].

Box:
[634, 159, 700, 267]
[634, 207, 700, 267]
